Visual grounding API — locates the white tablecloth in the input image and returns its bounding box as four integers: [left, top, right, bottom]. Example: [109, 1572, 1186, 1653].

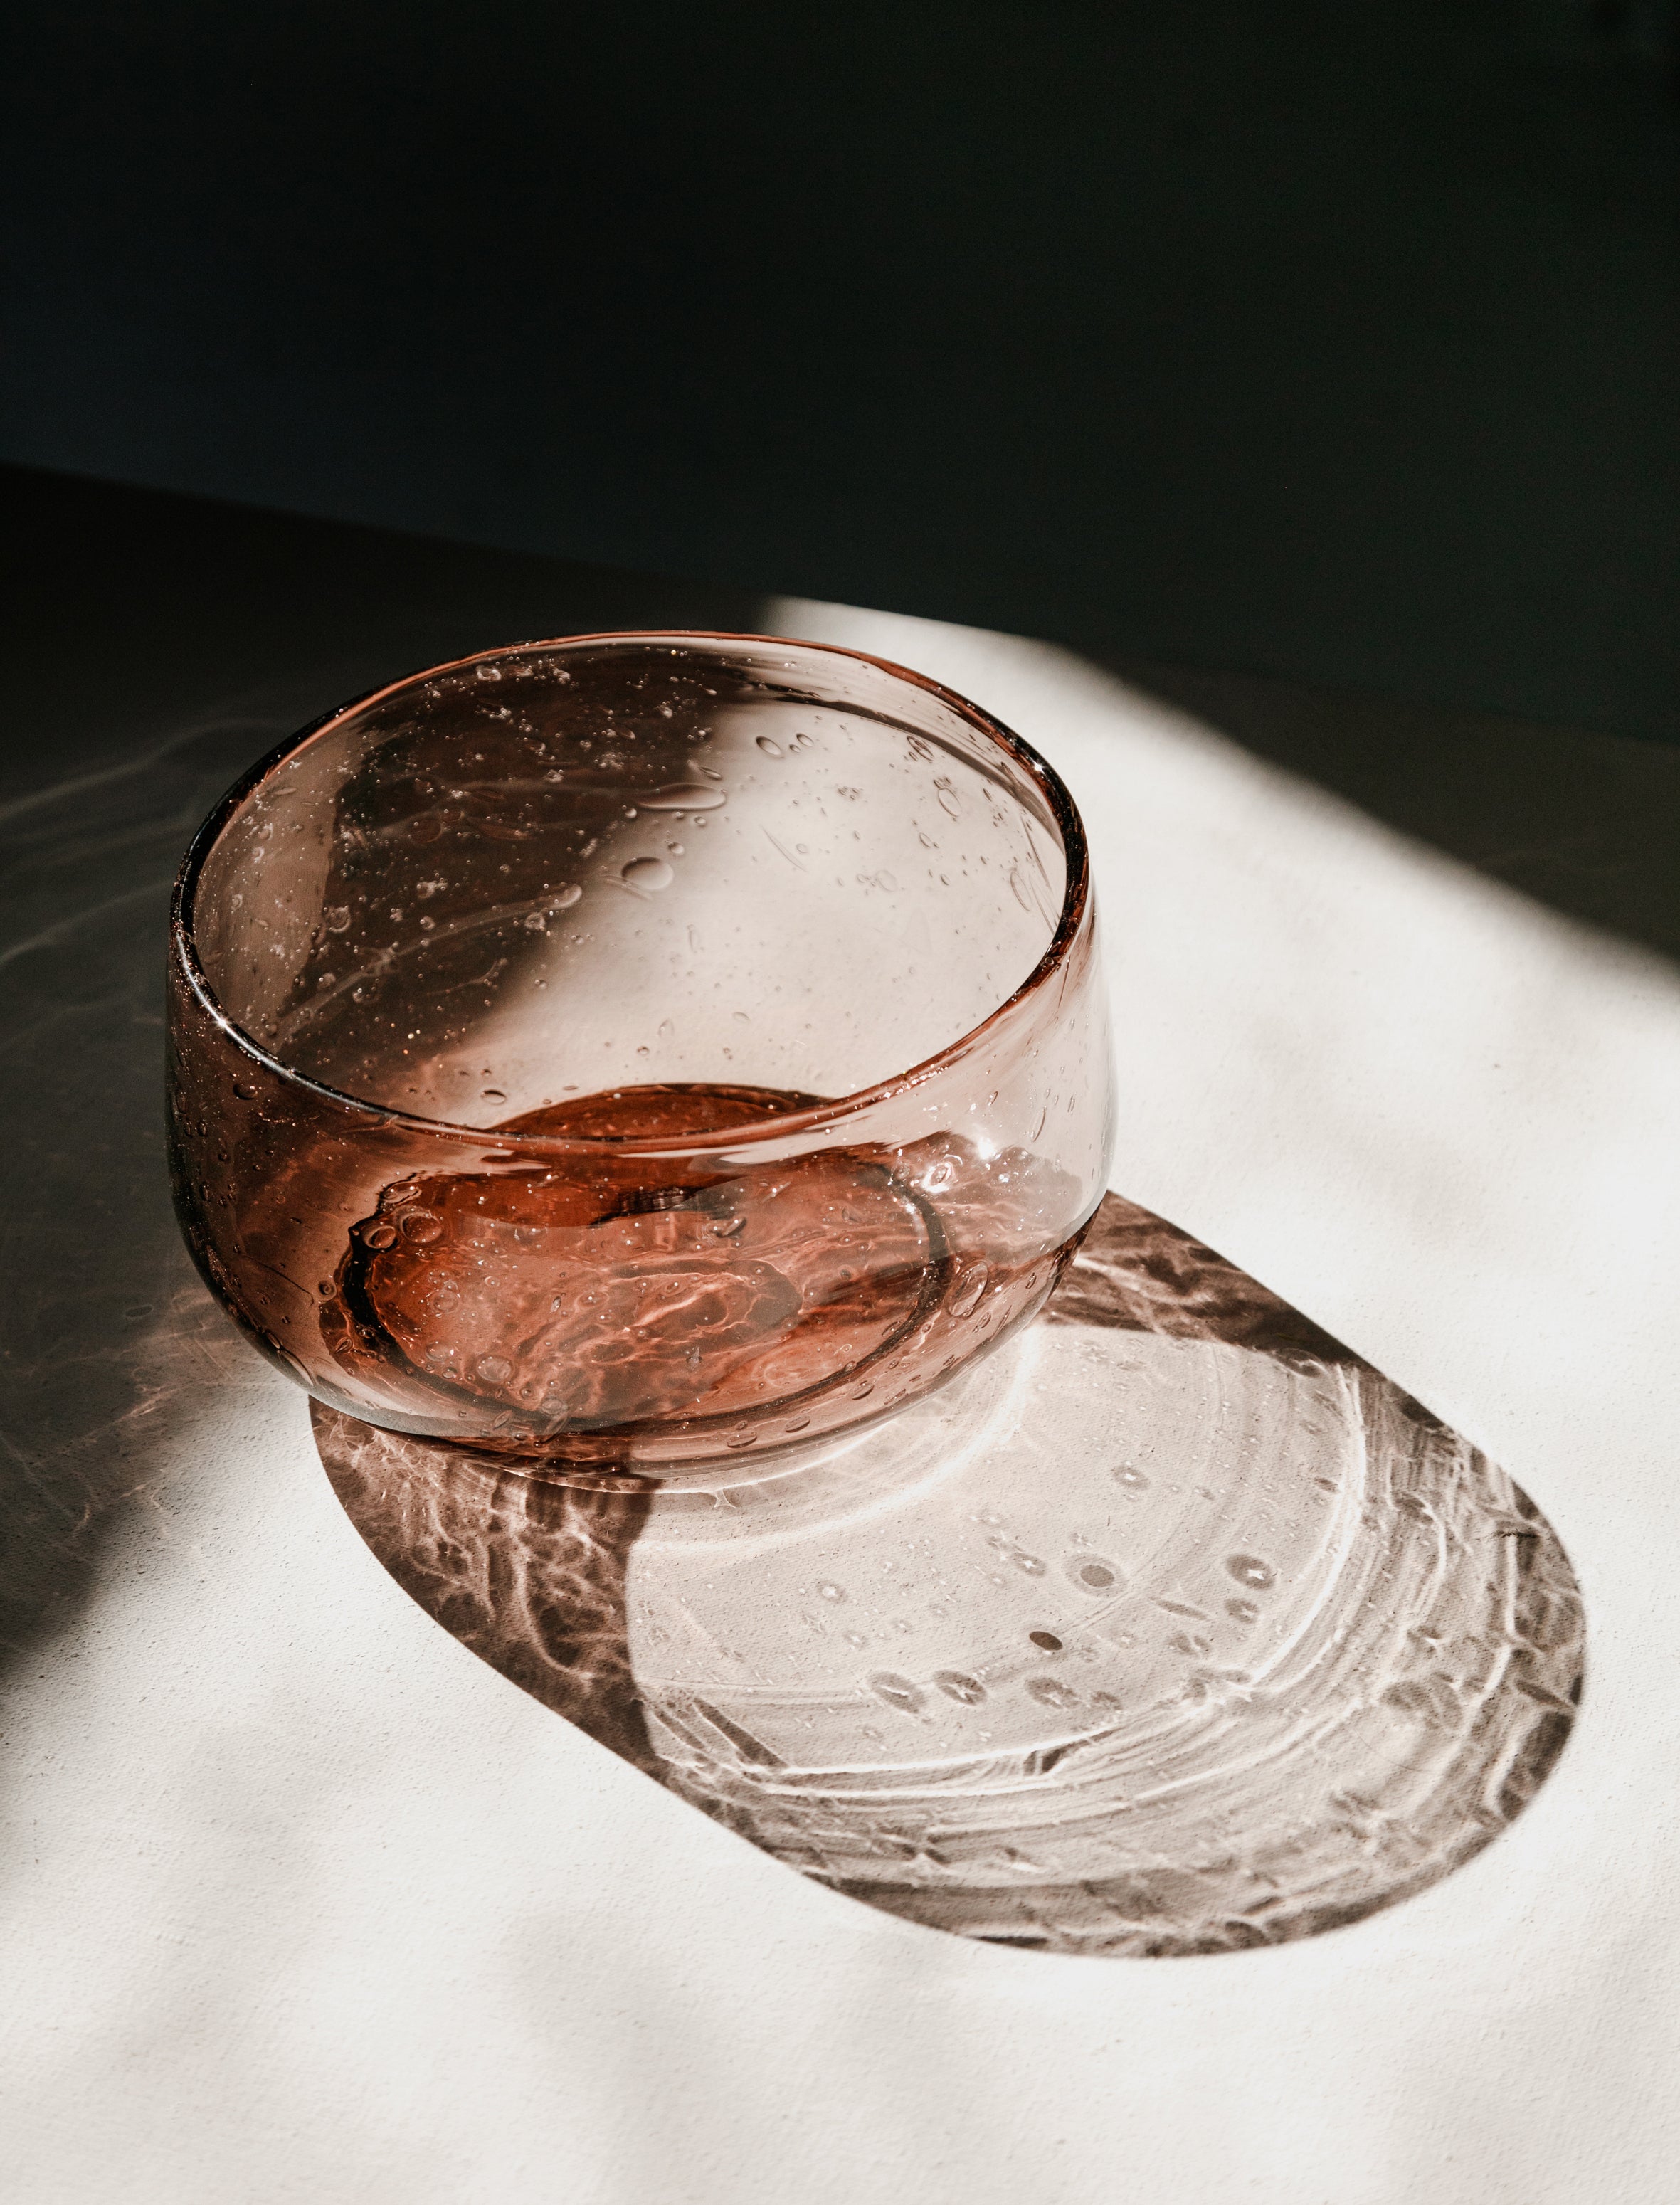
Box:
[2, 596, 1675, 2201]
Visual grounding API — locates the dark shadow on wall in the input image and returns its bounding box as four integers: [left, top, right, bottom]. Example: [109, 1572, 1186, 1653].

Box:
[3, 4, 1676, 741]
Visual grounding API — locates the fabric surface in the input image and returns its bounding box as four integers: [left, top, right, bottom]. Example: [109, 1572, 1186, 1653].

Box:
[1, 576, 1676, 2201]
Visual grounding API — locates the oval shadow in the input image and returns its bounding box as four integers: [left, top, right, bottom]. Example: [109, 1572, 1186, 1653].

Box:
[315, 1193, 1584, 1957]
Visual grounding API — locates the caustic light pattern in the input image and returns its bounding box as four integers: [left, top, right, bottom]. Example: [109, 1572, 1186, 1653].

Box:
[316, 1194, 1583, 1958]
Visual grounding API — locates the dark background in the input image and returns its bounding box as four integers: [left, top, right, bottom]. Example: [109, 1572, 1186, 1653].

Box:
[4, 2, 1676, 739]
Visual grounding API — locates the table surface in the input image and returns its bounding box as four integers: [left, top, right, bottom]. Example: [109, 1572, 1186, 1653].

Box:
[4, 465, 1679, 2204]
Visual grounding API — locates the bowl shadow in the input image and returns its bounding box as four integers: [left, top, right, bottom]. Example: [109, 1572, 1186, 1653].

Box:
[315, 1192, 1584, 1958]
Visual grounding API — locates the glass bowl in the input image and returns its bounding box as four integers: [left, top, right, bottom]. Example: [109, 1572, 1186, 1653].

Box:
[167, 632, 1114, 1477]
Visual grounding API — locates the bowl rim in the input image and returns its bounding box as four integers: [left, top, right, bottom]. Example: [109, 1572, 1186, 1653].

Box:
[171, 629, 1092, 1154]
